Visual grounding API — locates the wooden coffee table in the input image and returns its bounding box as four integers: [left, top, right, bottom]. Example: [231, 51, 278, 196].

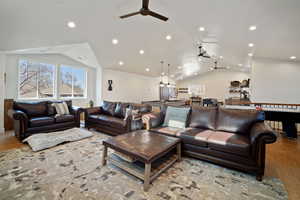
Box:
[102, 130, 181, 191]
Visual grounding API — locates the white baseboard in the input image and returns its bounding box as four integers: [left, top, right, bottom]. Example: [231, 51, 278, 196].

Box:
[0, 127, 5, 134]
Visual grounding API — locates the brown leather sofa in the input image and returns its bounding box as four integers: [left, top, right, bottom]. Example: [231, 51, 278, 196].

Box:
[9, 100, 83, 140]
[85, 101, 152, 135]
[143, 106, 277, 181]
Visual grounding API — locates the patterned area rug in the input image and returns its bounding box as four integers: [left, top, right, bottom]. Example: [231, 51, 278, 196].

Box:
[0, 131, 288, 200]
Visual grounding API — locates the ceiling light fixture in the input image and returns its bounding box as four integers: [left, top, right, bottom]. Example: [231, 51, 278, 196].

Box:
[238, 64, 243, 67]
[119, 61, 124, 66]
[159, 61, 165, 87]
[178, 66, 182, 69]
[139, 50, 145, 55]
[248, 53, 253, 57]
[219, 56, 223, 59]
[249, 25, 257, 31]
[145, 68, 150, 72]
[67, 21, 76, 28]
[112, 39, 119, 45]
[290, 56, 296, 60]
[248, 43, 254, 47]
[166, 35, 172, 40]
[198, 57, 202, 62]
[199, 27, 205, 32]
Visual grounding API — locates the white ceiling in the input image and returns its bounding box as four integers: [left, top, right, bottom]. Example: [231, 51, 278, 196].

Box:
[1, 0, 300, 79]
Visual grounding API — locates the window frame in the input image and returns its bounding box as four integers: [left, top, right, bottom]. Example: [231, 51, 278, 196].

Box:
[17, 59, 57, 100]
[58, 64, 88, 100]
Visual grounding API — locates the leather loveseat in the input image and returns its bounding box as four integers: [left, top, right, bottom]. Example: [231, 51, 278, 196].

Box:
[85, 101, 152, 135]
[9, 100, 83, 140]
[143, 106, 277, 181]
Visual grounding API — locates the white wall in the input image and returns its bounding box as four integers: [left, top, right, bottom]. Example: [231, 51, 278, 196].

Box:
[252, 58, 300, 103]
[0, 53, 5, 133]
[5, 54, 97, 107]
[102, 69, 160, 103]
[177, 71, 250, 101]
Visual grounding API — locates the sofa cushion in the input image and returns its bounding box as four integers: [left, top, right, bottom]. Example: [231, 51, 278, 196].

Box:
[89, 114, 126, 128]
[189, 106, 217, 130]
[163, 106, 190, 129]
[150, 126, 183, 137]
[207, 131, 251, 157]
[29, 117, 55, 128]
[216, 108, 265, 135]
[55, 114, 75, 123]
[114, 103, 129, 118]
[101, 101, 116, 116]
[14, 101, 48, 118]
[179, 128, 212, 147]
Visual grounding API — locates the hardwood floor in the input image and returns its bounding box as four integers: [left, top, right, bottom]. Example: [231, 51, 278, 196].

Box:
[0, 131, 299, 199]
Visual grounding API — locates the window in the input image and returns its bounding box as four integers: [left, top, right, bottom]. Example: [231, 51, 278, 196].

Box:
[18, 60, 55, 99]
[59, 65, 86, 98]
[18, 60, 87, 100]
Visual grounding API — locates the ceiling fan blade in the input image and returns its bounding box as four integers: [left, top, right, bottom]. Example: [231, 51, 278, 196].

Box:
[148, 11, 169, 21]
[143, 0, 149, 9]
[120, 11, 141, 19]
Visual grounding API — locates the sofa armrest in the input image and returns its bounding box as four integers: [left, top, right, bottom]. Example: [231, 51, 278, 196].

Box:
[8, 109, 29, 140]
[250, 122, 278, 144]
[142, 112, 164, 130]
[70, 106, 84, 127]
[8, 109, 28, 121]
[84, 107, 101, 116]
[70, 106, 84, 115]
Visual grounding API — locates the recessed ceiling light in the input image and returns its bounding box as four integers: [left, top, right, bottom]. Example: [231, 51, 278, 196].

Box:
[145, 68, 150, 72]
[219, 56, 223, 59]
[290, 56, 296, 60]
[198, 57, 202, 62]
[178, 66, 182, 69]
[248, 43, 254, 47]
[248, 53, 253, 57]
[238, 64, 243, 67]
[199, 27, 205, 32]
[170, 74, 175, 78]
[166, 35, 172, 40]
[112, 39, 119, 45]
[119, 61, 124, 66]
[67, 21, 76, 28]
[139, 50, 145, 55]
[249, 25, 257, 31]
[161, 72, 165, 76]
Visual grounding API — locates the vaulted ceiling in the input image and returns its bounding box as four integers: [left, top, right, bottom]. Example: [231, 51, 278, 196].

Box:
[1, 0, 300, 79]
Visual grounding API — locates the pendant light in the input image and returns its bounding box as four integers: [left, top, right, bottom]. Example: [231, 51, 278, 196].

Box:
[159, 61, 165, 87]
[167, 64, 171, 88]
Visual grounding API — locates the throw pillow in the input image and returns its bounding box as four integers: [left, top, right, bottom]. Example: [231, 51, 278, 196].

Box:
[163, 106, 190, 129]
[124, 108, 140, 120]
[53, 102, 70, 116]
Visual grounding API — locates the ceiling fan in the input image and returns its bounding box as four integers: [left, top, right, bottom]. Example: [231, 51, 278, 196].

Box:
[210, 61, 228, 71]
[120, 0, 169, 22]
[198, 45, 211, 59]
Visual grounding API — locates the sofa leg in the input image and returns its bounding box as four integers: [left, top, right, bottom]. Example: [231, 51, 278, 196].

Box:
[256, 174, 263, 181]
